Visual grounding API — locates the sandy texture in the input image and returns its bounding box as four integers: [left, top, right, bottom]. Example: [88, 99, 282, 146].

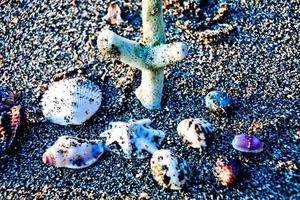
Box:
[0, 0, 299, 199]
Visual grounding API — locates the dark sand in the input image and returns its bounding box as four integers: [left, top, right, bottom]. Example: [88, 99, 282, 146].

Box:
[0, 0, 299, 199]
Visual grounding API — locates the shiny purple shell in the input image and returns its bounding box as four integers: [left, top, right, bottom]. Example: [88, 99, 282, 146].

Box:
[232, 133, 264, 153]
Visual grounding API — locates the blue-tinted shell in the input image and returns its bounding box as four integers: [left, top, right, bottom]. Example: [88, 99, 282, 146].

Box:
[205, 91, 233, 115]
[0, 86, 14, 106]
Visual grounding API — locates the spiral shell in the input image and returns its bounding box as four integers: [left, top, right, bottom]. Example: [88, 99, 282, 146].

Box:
[0, 105, 26, 154]
[41, 78, 102, 125]
[177, 118, 214, 149]
[100, 119, 165, 158]
[215, 157, 240, 186]
[150, 149, 192, 190]
[42, 136, 106, 169]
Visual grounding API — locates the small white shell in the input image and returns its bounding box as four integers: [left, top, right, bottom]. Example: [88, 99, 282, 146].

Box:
[42, 136, 105, 169]
[100, 119, 165, 158]
[150, 149, 192, 190]
[41, 78, 102, 125]
[177, 118, 214, 149]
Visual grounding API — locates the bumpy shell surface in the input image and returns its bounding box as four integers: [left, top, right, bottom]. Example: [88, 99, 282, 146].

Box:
[0, 105, 26, 154]
[205, 91, 233, 115]
[151, 149, 192, 190]
[42, 136, 105, 169]
[41, 78, 102, 125]
[215, 157, 240, 186]
[100, 119, 165, 158]
[177, 118, 214, 149]
[232, 133, 264, 153]
[0, 85, 14, 106]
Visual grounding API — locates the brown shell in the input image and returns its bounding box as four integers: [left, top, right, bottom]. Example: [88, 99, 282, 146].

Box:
[215, 157, 240, 186]
[0, 105, 26, 154]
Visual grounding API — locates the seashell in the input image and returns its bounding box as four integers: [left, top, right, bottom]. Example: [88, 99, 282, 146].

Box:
[150, 149, 192, 190]
[100, 119, 165, 158]
[177, 118, 214, 149]
[205, 90, 233, 115]
[0, 85, 14, 107]
[41, 78, 102, 125]
[42, 136, 106, 169]
[215, 157, 240, 186]
[232, 133, 264, 153]
[103, 1, 123, 25]
[0, 105, 26, 154]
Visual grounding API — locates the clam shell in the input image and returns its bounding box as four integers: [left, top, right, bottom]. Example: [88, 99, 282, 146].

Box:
[42, 136, 105, 169]
[41, 78, 102, 125]
[205, 91, 233, 115]
[150, 149, 192, 190]
[177, 118, 214, 149]
[100, 119, 165, 158]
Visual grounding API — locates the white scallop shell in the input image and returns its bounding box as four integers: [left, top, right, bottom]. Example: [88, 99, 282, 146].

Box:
[41, 78, 102, 125]
[100, 119, 165, 158]
[177, 118, 214, 149]
[150, 149, 192, 190]
[42, 136, 105, 169]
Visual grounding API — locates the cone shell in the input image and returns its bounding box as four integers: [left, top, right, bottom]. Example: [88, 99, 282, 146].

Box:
[0, 105, 26, 154]
[150, 149, 192, 190]
[41, 78, 102, 125]
[100, 119, 165, 159]
[42, 136, 105, 169]
[215, 157, 240, 186]
[0, 85, 14, 106]
[177, 118, 214, 149]
[232, 133, 264, 153]
[205, 91, 233, 115]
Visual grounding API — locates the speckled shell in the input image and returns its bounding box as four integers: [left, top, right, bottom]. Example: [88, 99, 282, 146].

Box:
[0, 105, 26, 154]
[205, 91, 233, 115]
[41, 78, 102, 125]
[232, 133, 264, 153]
[100, 119, 165, 158]
[42, 136, 105, 169]
[103, 1, 123, 25]
[215, 157, 240, 186]
[0, 85, 14, 106]
[150, 149, 192, 190]
[177, 118, 214, 149]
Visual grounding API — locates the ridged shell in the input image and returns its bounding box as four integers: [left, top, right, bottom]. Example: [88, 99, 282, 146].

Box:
[205, 91, 233, 115]
[41, 78, 102, 125]
[150, 149, 192, 190]
[42, 136, 105, 169]
[0, 85, 14, 106]
[177, 118, 214, 149]
[215, 157, 240, 186]
[232, 133, 264, 153]
[0, 105, 26, 154]
[100, 119, 165, 158]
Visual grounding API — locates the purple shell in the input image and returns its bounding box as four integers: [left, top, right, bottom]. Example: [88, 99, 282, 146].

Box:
[232, 133, 264, 153]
